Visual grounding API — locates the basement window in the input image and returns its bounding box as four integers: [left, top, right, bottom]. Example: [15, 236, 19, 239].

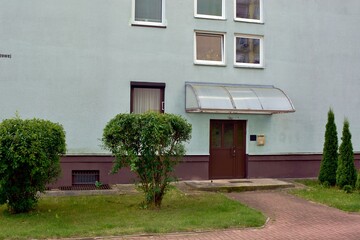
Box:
[72, 170, 100, 185]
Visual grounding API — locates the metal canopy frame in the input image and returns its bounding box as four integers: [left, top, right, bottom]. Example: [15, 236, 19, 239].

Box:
[185, 82, 295, 114]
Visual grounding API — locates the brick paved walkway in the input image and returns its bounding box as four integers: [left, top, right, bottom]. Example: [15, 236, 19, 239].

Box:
[121, 191, 360, 240]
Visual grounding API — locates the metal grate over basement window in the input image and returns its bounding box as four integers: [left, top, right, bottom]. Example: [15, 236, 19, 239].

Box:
[72, 170, 99, 185]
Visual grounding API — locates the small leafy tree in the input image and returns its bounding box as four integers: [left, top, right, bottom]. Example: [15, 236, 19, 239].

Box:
[102, 112, 192, 208]
[318, 109, 338, 186]
[0, 117, 66, 213]
[336, 119, 357, 188]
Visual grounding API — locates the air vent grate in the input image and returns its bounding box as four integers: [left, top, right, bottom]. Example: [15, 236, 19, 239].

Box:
[72, 170, 100, 185]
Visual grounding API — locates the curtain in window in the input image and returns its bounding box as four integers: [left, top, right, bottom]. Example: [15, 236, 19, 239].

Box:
[236, 38, 260, 64]
[197, 0, 222, 17]
[196, 33, 223, 61]
[236, 0, 260, 20]
[133, 88, 161, 113]
[135, 0, 162, 23]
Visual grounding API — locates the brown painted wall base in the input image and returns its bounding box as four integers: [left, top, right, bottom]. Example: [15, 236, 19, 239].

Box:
[247, 154, 322, 178]
[50, 154, 360, 188]
[247, 154, 360, 178]
[50, 155, 209, 188]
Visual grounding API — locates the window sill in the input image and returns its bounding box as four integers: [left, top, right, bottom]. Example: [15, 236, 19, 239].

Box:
[234, 18, 264, 24]
[131, 22, 167, 28]
[194, 62, 226, 67]
[234, 64, 265, 69]
[195, 15, 227, 21]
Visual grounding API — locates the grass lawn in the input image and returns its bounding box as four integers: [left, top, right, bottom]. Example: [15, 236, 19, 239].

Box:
[291, 179, 360, 212]
[0, 189, 265, 239]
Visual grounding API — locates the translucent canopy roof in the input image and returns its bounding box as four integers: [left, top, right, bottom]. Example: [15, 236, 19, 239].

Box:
[185, 83, 295, 114]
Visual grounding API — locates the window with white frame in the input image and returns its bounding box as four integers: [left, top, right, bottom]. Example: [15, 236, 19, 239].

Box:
[131, 82, 165, 113]
[132, 0, 166, 27]
[195, 0, 225, 19]
[234, 34, 263, 67]
[195, 32, 225, 65]
[234, 0, 263, 23]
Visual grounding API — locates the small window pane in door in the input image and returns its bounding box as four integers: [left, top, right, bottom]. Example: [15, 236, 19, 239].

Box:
[133, 88, 161, 113]
[236, 124, 245, 147]
[224, 123, 234, 148]
[211, 123, 221, 148]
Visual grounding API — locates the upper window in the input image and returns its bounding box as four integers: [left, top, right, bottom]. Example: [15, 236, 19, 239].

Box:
[234, 0, 263, 23]
[131, 82, 165, 113]
[195, 0, 225, 20]
[194, 32, 225, 66]
[234, 34, 263, 68]
[132, 0, 166, 27]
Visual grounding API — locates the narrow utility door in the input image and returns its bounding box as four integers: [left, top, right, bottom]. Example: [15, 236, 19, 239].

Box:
[209, 120, 246, 179]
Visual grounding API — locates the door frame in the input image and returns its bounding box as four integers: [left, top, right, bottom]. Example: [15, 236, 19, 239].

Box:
[209, 119, 247, 179]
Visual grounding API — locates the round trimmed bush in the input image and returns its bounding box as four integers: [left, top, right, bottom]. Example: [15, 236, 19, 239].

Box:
[0, 117, 66, 213]
[102, 112, 191, 208]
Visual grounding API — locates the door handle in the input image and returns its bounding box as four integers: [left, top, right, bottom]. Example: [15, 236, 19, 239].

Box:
[232, 147, 236, 157]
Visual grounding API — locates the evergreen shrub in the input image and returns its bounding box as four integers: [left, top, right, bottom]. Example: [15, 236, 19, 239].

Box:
[336, 119, 357, 188]
[318, 109, 338, 186]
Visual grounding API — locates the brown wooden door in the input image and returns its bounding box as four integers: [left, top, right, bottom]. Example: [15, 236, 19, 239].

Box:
[210, 120, 246, 179]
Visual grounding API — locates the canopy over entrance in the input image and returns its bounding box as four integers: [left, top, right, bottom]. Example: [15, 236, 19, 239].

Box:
[185, 82, 295, 114]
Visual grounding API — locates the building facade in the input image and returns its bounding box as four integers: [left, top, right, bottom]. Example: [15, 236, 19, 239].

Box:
[1, 0, 360, 186]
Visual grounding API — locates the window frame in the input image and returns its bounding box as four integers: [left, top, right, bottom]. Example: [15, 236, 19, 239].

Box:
[131, 0, 166, 27]
[194, 31, 226, 66]
[194, 0, 226, 20]
[234, 34, 264, 68]
[234, 0, 263, 23]
[130, 82, 166, 113]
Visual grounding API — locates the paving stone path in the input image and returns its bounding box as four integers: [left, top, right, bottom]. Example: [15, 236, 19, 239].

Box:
[121, 190, 360, 240]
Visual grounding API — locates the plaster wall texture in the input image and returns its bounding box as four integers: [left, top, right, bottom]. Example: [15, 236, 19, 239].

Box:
[1, 0, 360, 156]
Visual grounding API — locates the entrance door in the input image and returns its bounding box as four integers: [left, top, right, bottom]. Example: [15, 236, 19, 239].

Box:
[210, 120, 246, 179]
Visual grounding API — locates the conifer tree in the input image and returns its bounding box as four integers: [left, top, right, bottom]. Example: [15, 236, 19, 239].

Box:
[318, 109, 338, 186]
[336, 119, 357, 188]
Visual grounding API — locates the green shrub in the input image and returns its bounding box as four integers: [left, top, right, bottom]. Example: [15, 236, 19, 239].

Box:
[318, 109, 338, 186]
[343, 185, 353, 194]
[322, 181, 330, 188]
[102, 112, 191, 208]
[336, 119, 357, 188]
[356, 171, 360, 191]
[0, 117, 66, 213]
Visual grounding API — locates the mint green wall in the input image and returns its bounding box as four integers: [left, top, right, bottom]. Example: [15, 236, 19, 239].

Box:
[1, 0, 360, 155]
